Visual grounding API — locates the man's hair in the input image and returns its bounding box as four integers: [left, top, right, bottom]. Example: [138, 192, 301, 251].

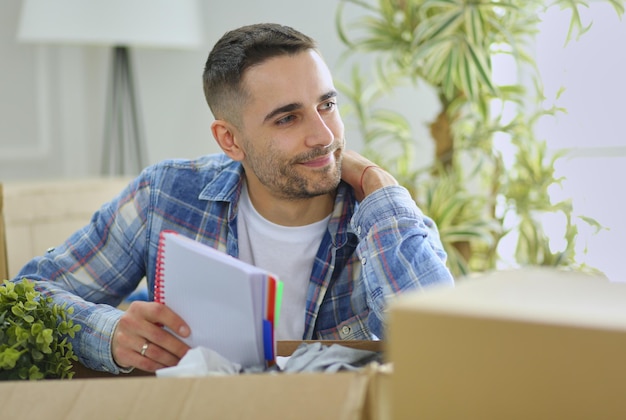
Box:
[202, 23, 318, 126]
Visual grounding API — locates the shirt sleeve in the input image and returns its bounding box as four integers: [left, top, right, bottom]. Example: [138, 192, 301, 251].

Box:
[12, 172, 152, 373]
[350, 185, 454, 338]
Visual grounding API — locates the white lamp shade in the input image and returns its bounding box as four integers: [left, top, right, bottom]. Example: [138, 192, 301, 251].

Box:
[17, 0, 203, 49]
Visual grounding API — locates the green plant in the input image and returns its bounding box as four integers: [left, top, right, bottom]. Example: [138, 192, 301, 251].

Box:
[336, 0, 620, 277]
[0, 279, 81, 380]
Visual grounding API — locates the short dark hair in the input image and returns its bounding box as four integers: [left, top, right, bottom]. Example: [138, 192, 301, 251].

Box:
[202, 23, 317, 126]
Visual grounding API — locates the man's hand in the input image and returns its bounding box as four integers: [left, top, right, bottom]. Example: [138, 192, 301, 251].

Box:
[111, 301, 191, 372]
[341, 150, 398, 202]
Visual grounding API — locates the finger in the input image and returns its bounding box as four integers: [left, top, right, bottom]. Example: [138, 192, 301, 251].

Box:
[126, 342, 168, 372]
[341, 150, 397, 199]
[340, 150, 376, 186]
[136, 339, 187, 369]
[140, 302, 191, 359]
[140, 301, 191, 339]
[128, 340, 183, 372]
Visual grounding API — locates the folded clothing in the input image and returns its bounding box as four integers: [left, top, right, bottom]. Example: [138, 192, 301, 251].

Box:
[280, 342, 382, 373]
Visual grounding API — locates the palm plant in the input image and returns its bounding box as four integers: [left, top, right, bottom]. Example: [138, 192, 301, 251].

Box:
[336, 0, 619, 277]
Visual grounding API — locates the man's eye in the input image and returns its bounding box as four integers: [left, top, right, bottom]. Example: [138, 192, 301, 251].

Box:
[276, 115, 296, 125]
[321, 101, 336, 111]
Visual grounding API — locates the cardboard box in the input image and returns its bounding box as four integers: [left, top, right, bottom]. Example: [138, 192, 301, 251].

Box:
[0, 372, 370, 419]
[388, 267, 626, 419]
[0, 340, 389, 420]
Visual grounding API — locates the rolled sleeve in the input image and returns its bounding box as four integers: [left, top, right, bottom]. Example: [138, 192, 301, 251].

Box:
[352, 185, 430, 236]
[350, 185, 454, 337]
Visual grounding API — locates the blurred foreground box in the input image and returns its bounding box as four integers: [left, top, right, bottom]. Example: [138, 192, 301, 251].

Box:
[388, 267, 626, 419]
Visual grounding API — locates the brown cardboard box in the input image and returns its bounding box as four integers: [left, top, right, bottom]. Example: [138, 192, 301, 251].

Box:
[0, 372, 369, 419]
[0, 340, 389, 420]
[388, 267, 626, 420]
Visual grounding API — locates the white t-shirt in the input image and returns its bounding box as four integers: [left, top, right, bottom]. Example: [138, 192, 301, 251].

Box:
[237, 183, 330, 340]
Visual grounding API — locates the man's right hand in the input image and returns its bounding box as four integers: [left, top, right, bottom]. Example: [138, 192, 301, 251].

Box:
[111, 301, 191, 372]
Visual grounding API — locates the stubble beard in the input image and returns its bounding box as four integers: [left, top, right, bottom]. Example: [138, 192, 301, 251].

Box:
[248, 140, 344, 201]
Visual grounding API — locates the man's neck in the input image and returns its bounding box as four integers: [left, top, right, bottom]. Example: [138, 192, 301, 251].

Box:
[244, 180, 335, 227]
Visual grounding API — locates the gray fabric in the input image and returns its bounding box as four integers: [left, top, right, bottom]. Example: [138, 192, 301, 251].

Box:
[280, 342, 382, 373]
[156, 342, 382, 376]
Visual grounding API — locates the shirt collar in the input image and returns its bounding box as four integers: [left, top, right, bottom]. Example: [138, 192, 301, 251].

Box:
[198, 156, 244, 203]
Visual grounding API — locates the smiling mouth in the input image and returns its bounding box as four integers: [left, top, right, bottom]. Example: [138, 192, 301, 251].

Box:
[299, 144, 343, 167]
[300, 153, 336, 168]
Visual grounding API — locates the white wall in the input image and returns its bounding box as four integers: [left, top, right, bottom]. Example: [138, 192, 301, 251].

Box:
[536, 3, 626, 282]
[494, 3, 626, 282]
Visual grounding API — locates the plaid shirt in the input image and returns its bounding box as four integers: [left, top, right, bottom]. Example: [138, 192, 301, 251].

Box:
[16, 154, 453, 373]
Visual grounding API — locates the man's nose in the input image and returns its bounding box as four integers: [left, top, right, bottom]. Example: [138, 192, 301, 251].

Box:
[304, 112, 334, 148]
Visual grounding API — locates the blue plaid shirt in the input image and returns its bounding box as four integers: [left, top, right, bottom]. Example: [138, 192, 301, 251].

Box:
[15, 153, 453, 373]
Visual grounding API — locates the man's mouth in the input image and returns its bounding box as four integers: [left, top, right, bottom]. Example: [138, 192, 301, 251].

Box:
[300, 153, 335, 168]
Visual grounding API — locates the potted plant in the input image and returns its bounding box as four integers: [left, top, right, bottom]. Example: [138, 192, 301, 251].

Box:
[0, 279, 81, 380]
[335, 0, 620, 277]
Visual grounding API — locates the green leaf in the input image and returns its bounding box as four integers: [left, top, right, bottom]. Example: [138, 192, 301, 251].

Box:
[28, 365, 44, 380]
[578, 215, 605, 233]
[465, 4, 484, 45]
[31, 349, 44, 362]
[11, 305, 25, 319]
[465, 40, 497, 97]
[459, 44, 476, 100]
[0, 348, 21, 369]
[443, 44, 459, 99]
[415, 9, 464, 43]
[607, 0, 626, 15]
[30, 323, 43, 336]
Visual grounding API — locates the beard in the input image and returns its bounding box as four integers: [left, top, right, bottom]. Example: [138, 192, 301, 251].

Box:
[244, 139, 344, 200]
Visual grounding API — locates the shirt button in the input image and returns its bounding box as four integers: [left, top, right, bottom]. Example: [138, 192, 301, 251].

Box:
[342, 325, 351, 336]
[356, 225, 362, 235]
[361, 257, 367, 265]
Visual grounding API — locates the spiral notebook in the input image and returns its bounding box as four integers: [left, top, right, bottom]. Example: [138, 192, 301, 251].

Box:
[155, 230, 283, 367]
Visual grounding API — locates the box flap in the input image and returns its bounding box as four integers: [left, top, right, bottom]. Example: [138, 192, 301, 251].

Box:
[392, 267, 626, 331]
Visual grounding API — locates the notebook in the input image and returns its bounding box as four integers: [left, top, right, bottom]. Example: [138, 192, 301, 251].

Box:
[154, 230, 283, 368]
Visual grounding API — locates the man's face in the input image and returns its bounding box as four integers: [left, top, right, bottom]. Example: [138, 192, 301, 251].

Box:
[235, 50, 345, 200]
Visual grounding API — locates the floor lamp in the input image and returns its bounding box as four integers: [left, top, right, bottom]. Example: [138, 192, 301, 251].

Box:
[16, 0, 202, 176]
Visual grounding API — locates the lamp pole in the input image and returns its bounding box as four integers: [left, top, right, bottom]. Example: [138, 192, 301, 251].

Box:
[101, 46, 148, 175]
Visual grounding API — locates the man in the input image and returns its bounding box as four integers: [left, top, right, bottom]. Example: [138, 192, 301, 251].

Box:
[14, 23, 454, 374]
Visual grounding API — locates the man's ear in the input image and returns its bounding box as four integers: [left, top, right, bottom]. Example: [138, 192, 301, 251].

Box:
[211, 120, 245, 161]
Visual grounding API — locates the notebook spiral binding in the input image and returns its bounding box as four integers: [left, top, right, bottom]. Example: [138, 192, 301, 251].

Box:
[154, 230, 174, 304]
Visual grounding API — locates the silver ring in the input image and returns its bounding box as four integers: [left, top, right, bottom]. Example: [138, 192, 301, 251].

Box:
[140, 342, 149, 357]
